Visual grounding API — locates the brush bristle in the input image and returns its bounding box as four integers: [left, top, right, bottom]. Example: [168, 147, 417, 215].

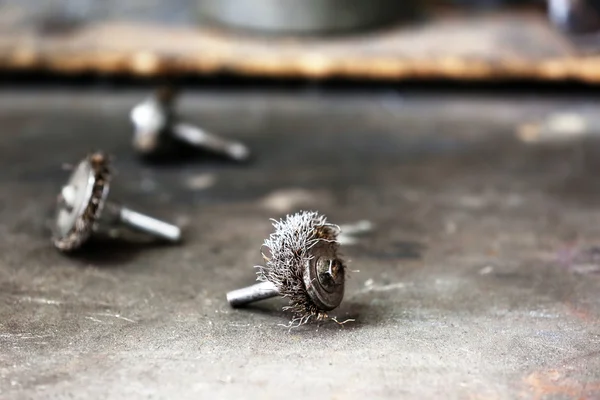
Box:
[256, 210, 341, 325]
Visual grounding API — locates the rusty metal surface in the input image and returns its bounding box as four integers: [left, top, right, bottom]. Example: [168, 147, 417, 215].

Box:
[0, 90, 599, 399]
[0, 1, 598, 82]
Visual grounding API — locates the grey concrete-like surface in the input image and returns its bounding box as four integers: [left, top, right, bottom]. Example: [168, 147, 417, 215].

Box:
[0, 90, 599, 399]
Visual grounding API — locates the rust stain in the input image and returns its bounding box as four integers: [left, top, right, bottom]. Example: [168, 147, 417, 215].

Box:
[523, 369, 600, 400]
[565, 301, 595, 323]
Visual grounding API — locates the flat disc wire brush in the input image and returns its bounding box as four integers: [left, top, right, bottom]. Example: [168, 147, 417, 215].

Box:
[227, 211, 347, 326]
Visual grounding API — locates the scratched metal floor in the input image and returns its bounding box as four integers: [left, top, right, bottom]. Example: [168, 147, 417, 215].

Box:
[0, 90, 599, 399]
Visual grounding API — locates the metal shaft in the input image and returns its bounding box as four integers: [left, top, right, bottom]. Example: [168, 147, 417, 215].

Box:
[119, 207, 181, 242]
[173, 122, 250, 162]
[227, 281, 279, 308]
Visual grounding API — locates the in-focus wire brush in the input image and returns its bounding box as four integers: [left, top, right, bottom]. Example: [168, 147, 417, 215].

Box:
[226, 211, 346, 326]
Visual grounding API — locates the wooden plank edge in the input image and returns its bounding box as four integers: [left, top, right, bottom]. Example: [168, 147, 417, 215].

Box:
[1, 50, 599, 83]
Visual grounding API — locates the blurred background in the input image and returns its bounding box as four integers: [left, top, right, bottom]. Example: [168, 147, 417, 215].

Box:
[0, 0, 599, 82]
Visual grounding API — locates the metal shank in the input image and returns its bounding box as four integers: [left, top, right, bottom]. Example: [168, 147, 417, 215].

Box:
[119, 207, 181, 242]
[227, 281, 279, 308]
[173, 122, 250, 161]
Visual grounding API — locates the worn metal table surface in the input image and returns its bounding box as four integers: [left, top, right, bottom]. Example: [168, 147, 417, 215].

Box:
[0, 90, 599, 399]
